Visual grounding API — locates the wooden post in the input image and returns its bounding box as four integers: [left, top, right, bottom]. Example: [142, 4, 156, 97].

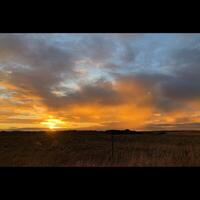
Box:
[111, 133, 114, 161]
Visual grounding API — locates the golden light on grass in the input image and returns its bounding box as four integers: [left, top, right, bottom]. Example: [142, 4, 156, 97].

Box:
[41, 116, 65, 130]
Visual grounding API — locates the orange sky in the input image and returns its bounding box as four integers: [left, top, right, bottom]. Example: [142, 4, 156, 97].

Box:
[1, 74, 200, 131]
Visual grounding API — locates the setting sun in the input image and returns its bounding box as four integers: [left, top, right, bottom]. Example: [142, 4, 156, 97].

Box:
[41, 117, 65, 130]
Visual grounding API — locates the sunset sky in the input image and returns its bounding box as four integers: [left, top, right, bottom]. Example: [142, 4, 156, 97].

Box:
[1, 33, 200, 131]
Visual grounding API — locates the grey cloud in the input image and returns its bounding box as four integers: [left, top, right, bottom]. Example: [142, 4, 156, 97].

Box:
[0, 34, 79, 106]
[43, 78, 124, 109]
[114, 72, 193, 112]
[146, 122, 200, 131]
[160, 46, 200, 101]
[1, 34, 200, 116]
[161, 79, 200, 101]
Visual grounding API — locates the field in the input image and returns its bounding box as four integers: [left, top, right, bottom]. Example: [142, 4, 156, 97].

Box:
[1, 130, 200, 166]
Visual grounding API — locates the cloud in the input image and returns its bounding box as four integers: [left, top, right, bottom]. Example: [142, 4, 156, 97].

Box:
[160, 47, 200, 102]
[0, 34, 78, 108]
[146, 122, 200, 131]
[1, 34, 200, 130]
[0, 34, 139, 110]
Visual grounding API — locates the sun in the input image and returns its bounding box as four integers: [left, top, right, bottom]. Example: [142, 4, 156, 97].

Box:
[41, 116, 65, 130]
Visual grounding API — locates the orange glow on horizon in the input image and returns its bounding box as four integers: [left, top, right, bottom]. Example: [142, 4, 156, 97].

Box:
[40, 116, 65, 130]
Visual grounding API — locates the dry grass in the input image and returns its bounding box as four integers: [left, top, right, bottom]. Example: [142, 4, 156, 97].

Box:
[1, 131, 200, 166]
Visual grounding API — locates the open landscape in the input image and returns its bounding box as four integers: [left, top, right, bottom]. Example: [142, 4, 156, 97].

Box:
[1, 130, 200, 167]
[1, 34, 200, 167]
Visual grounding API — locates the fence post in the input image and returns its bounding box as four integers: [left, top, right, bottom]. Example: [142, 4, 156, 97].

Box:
[111, 133, 114, 161]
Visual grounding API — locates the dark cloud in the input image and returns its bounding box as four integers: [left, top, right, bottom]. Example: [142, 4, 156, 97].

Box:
[160, 46, 200, 102]
[161, 79, 200, 101]
[113, 69, 200, 112]
[0, 34, 27, 59]
[146, 123, 200, 131]
[42, 78, 124, 109]
[0, 34, 79, 108]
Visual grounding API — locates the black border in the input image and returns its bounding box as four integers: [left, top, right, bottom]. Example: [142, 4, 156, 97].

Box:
[1, 167, 200, 187]
[0, 10, 200, 193]
[1, 8, 199, 33]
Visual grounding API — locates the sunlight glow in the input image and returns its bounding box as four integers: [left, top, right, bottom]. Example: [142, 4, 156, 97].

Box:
[41, 117, 65, 130]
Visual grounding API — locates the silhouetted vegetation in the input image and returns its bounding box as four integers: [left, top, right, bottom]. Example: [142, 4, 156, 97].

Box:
[105, 129, 136, 135]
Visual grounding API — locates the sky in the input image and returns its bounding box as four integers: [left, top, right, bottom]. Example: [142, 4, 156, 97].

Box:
[1, 33, 200, 131]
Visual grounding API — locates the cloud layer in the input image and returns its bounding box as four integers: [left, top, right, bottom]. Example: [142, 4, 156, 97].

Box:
[1, 34, 200, 130]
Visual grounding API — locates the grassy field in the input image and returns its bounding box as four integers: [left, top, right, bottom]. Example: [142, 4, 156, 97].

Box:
[1, 130, 200, 166]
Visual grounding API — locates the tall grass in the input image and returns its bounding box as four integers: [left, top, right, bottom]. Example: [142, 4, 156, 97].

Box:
[0, 131, 200, 166]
